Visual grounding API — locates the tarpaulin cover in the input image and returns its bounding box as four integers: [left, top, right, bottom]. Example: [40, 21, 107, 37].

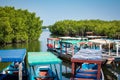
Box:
[0, 49, 26, 62]
[72, 49, 102, 60]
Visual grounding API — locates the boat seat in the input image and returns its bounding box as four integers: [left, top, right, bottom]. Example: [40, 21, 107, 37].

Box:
[77, 69, 98, 74]
[75, 73, 97, 79]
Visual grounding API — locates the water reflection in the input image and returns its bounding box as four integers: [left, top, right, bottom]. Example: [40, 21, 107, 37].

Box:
[0, 41, 40, 52]
[39, 29, 51, 51]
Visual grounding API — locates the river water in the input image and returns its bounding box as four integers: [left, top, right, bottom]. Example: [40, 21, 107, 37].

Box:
[0, 29, 118, 80]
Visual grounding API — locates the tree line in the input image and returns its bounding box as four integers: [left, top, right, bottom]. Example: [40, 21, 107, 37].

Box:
[0, 6, 43, 44]
[49, 20, 120, 39]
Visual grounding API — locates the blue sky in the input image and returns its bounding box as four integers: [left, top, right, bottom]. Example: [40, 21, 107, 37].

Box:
[0, 0, 120, 26]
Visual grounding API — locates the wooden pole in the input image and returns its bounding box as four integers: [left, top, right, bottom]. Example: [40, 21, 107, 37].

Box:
[19, 62, 22, 80]
[116, 44, 119, 56]
[109, 42, 111, 55]
[71, 62, 75, 79]
[72, 45, 74, 56]
[66, 43, 67, 55]
[60, 63, 62, 80]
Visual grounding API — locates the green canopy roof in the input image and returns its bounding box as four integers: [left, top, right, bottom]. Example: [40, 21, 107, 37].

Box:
[61, 40, 88, 44]
[28, 52, 62, 66]
[61, 40, 80, 44]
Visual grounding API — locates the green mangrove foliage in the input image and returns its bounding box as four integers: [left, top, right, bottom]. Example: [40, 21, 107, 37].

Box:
[50, 20, 120, 38]
[0, 6, 43, 44]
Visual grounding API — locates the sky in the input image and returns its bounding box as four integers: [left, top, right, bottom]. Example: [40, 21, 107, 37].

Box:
[0, 0, 120, 26]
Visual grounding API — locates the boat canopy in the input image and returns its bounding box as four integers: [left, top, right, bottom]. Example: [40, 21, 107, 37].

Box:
[59, 37, 88, 41]
[0, 49, 26, 62]
[47, 38, 60, 41]
[60, 40, 80, 44]
[72, 49, 102, 60]
[59, 36, 71, 40]
[60, 40, 88, 45]
[28, 52, 62, 66]
[89, 39, 113, 44]
[86, 36, 107, 39]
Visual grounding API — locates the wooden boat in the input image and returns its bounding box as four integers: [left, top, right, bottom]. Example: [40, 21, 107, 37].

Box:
[47, 37, 88, 52]
[47, 38, 60, 51]
[28, 52, 62, 80]
[0, 49, 27, 80]
[52, 40, 82, 61]
[71, 49, 104, 80]
[47, 37, 91, 61]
